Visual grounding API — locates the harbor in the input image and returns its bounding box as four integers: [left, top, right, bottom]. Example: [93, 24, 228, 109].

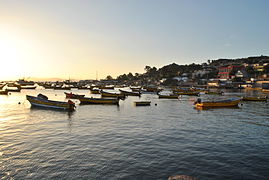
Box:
[0, 87, 269, 179]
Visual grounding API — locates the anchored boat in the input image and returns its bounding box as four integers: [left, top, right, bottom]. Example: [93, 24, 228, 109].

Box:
[100, 90, 125, 99]
[241, 96, 267, 101]
[0, 89, 8, 95]
[194, 97, 241, 108]
[134, 101, 151, 106]
[158, 94, 179, 99]
[26, 94, 76, 111]
[119, 89, 141, 96]
[175, 91, 200, 96]
[65, 92, 85, 99]
[79, 97, 119, 105]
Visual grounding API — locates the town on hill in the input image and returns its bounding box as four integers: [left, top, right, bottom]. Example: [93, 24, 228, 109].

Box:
[105, 55, 269, 89]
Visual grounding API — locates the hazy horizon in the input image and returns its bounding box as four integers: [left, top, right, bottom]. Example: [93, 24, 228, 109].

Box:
[1, 0, 269, 80]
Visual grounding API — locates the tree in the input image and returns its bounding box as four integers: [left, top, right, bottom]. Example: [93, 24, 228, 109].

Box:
[106, 75, 113, 80]
[144, 66, 152, 73]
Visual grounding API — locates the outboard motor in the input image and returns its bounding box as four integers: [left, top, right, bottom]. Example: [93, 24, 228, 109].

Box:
[194, 98, 201, 105]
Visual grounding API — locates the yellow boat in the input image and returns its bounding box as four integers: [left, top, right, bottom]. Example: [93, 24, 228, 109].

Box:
[241, 96, 267, 101]
[134, 101, 151, 106]
[79, 97, 119, 105]
[158, 94, 179, 99]
[26, 94, 76, 111]
[195, 97, 241, 108]
[119, 89, 141, 96]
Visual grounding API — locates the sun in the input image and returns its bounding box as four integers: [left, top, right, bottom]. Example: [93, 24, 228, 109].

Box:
[0, 32, 24, 81]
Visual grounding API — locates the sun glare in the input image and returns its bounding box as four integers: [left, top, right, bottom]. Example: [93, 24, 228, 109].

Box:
[0, 31, 24, 81]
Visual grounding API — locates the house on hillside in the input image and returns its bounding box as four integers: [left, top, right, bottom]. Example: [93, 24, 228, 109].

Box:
[218, 65, 246, 80]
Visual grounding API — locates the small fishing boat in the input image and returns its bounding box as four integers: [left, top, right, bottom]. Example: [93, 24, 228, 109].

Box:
[130, 86, 142, 92]
[90, 88, 101, 94]
[54, 86, 71, 90]
[119, 89, 141, 96]
[17, 79, 35, 86]
[6, 87, 21, 92]
[20, 86, 37, 89]
[194, 97, 241, 108]
[204, 91, 223, 95]
[0, 89, 8, 95]
[100, 90, 125, 99]
[175, 91, 200, 96]
[79, 97, 119, 105]
[100, 85, 114, 90]
[65, 92, 85, 99]
[134, 101, 151, 106]
[26, 94, 76, 111]
[241, 96, 267, 101]
[158, 94, 179, 99]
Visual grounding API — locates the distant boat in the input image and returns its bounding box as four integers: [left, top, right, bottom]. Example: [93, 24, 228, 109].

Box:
[130, 86, 142, 92]
[143, 86, 162, 93]
[90, 88, 101, 94]
[20, 86, 37, 89]
[100, 90, 125, 99]
[194, 97, 241, 108]
[0, 89, 8, 95]
[204, 90, 223, 95]
[119, 89, 141, 96]
[241, 96, 267, 101]
[175, 91, 200, 96]
[6, 84, 21, 92]
[65, 92, 85, 99]
[134, 101, 151, 106]
[54, 86, 71, 90]
[26, 94, 76, 111]
[17, 79, 35, 86]
[158, 94, 179, 99]
[99, 85, 114, 90]
[79, 97, 119, 105]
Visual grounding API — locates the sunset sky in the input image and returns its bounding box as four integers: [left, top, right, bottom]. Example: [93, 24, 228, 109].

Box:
[0, 0, 269, 80]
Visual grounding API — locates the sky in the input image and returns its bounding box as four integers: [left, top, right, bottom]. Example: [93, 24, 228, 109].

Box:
[0, 0, 269, 80]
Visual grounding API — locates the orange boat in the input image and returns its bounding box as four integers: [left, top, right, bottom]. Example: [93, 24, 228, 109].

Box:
[195, 97, 241, 108]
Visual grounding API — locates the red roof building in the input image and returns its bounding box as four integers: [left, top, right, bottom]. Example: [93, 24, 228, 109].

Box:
[218, 65, 245, 80]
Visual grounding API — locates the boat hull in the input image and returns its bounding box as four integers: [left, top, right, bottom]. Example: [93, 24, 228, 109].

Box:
[100, 91, 125, 98]
[134, 101, 151, 106]
[65, 92, 85, 99]
[196, 98, 241, 108]
[242, 97, 267, 101]
[119, 89, 141, 96]
[79, 97, 119, 105]
[176, 92, 200, 96]
[26, 95, 75, 111]
[158, 95, 179, 99]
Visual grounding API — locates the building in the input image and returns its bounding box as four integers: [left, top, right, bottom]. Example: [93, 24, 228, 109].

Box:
[218, 65, 246, 80]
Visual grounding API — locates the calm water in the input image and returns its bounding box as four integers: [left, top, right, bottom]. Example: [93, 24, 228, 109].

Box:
[0, 89, 269, 180]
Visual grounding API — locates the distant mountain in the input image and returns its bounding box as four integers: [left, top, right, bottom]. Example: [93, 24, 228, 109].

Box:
[29, 77, 71, 82]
